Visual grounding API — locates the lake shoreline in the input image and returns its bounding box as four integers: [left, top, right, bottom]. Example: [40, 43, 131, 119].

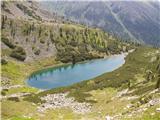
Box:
[26, 50, 134, 90]
[1, 50, 134, 91]
[27, 50, 134, 80]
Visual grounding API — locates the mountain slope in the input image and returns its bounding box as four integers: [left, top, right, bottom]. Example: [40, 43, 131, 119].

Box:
[1, 1, 134, 87]
[1, 1, 132, 63]
[1, 1, 160, 120]
[1, 1, 65, 22]
[40, 1, 160, 47]
[1, 16, 132, 63]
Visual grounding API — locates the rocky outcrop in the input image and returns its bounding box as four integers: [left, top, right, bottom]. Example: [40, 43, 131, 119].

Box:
[38, 93, 91, 114]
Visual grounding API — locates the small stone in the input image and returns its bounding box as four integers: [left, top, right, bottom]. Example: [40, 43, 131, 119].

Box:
[126, 104, 133, 108]
[156, 108, 160, 112]
[149, 99, 160, 106]
[143, 108, 147, 111]
[149, 100, 154, 106]
[105, 115, 113, 120]
[128, 114, 132, 117]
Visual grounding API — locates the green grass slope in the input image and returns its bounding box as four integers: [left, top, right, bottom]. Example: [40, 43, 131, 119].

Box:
[25, 47, 160, 104]
[2, 46, 160, 120]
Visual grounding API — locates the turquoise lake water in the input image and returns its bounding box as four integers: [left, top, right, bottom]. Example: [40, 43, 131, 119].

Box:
[27, 54, 126, 89]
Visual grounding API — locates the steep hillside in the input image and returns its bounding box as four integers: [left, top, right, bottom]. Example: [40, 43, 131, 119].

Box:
[2, 47, 159, 120]
[1, 1, 160, 120]
[1, 1, 65, 23]
[1, 1, 133, 85]
[24, 47, 160, 120]
[40, 1, 160, 47]
[1, 16, 132, 63]
[1, 1, 134, 63]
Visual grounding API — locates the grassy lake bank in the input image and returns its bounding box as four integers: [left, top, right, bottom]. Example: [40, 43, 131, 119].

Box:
[2, 46, 160, 120]
[25, 47, 159, 102]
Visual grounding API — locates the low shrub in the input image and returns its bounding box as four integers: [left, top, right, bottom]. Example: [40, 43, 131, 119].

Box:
[1, 37, 16, 49]
[40, 39, 45, 44]
[34, 49, 40, 55]
[1, 91, 6, 96]
[7, 97, 20, 102]
[10, 46, 26, 61]
[1, 89, 8, 96]
[1, 59, 8, 65]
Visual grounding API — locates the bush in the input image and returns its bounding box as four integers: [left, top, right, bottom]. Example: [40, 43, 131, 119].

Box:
[26, 38, 29, 42]
[7, 97, 20, 102]
[1, 91, 6, 96]
[40, 39, 45, 44]
[1, 89, 8, 96]
[10, 46, 26, 61]
[1, 37, 16, 49]
[32, 45, 35, 50]
[156, 76, 160, 88]
[1, 59, 8, 65]
[34, 49, 40, 55]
